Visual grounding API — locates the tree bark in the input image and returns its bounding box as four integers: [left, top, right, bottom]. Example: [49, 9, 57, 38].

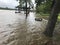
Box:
[43, 0, 60, 37]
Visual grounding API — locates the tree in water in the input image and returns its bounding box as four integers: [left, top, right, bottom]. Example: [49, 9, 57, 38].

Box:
[42, 0, 60, 45]
[17, 0, 33, 19]
[43, 0, 60, 37]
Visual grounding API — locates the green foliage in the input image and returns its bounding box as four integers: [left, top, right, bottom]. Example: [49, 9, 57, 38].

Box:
[35, 0, 53, 13]
[18, 0, 32, 7]
[36, 4, 46, 13]
[35, 0, 45, 7]
[44, 0, 52, 13]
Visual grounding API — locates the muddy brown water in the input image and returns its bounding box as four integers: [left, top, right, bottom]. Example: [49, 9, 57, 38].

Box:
[0, 10, 47, 45]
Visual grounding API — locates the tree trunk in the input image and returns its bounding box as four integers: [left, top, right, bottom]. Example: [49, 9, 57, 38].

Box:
[25, 0, 28, 18]
[43, 0, 60, 37]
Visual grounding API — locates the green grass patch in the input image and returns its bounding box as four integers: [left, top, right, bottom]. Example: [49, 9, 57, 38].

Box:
[36, 13, 60, 21]
[36, 13, 49, 20]
[58, 15, 60, 20]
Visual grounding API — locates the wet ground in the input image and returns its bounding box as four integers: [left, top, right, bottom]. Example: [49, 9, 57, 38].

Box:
[0, 10, 47, 45]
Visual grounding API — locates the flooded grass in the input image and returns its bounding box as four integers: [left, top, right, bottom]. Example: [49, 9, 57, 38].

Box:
[36, 13, 60, 45]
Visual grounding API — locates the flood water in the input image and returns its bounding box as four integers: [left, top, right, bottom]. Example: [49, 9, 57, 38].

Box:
[0, 10, 47, 45]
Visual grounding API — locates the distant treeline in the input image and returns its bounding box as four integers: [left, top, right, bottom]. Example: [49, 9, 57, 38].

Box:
[0, 7, 15, 10]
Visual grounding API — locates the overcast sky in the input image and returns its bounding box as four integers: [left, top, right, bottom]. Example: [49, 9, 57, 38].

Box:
[0, 0, 19, 8]
[0, 0, 35, 9]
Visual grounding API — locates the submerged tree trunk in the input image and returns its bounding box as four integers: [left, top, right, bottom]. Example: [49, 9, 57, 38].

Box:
[43, 0, 60, 37]
[25, 0, 28, 18]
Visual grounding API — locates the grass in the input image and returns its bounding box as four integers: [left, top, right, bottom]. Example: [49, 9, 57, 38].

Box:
[58, 15, 60, 20]
[36, 13, 49, 20]
[36, 13, 60, 21]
